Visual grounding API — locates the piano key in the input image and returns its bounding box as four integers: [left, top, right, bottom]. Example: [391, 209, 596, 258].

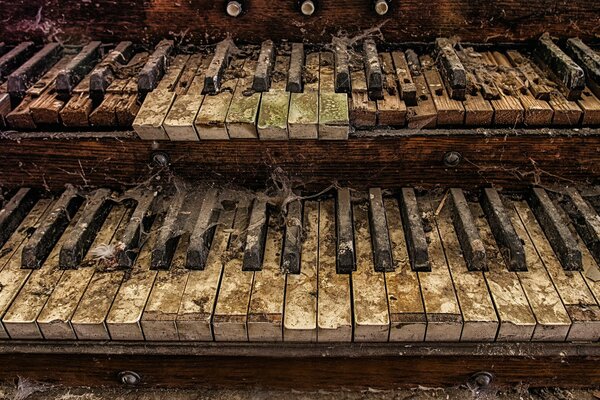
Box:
[481, 188, 526, 272]
[369, 188, 393, 272]
[243, 198, 268, 271]
[70, 205, 135, 340]
[391, 51, 417, 106]
[349, 56, 377, 128]
[115, 189, 157, 269]
[21, 187, 83, 269]
[133, 54, 189, 140]
[163, 54, 211, 141]
[203, 39, 233, 95]
[105, 213, 159, 341]
[336, 188, 355, 274]
[288, 52, 319, 139]
[212, 195, 253, 341]
[2, 204, 85, 339]
[578, 88, 600, 126]
[449, 188, 487, 271]
[534, 34, 585, 101]
[399, 188, 430, 272]
[283, 200, 318, 342]
[363, 39, 383, 100]
[434, 197, 498, 341]
[0, 199, 52, 339]
[352, 201, 390, 341]
[8, 43, 62, 100]
[566, 38, 600, 98]
[562, 188, 600, 266]
[507, 200, 572, 341]
[186, 188, 219, 270]
[505, 50, 553, 101]
[37, 205, 127, 340]
[287, 43, 304, 93]
[257, 55, 290, 140]
[196, 58, 245, 140]
[248, 220, 285, 341]
[56, 41, 102, 96]
[481, 51, 524, 126]
[138, 39, 174, 93]
[461, 75, 494, 127]
[252, 40, 275, 92]
[421, 55, 465, 126]
[493, 51, 553, 127]
[60, 66, 95, 127]
[0, 188, 37, 248]
[318, 52, 350, 140]
[225, 58, 261, 139]
[90, 41, 135, 100]
[6, 53, 73, 129]
[334, 40, 351, 94]
[377, 52, 407, 126]
[142, 231, 191, 341]
[434, 38, 467, 101]
[318, 198, 352, 341]
[29, 89, 67, 125]
[115, 81, 142, 127]
[549, 91, 584, 126]
[281, 200, 302, 274]
[419, 197, 463, 341]
[0, 42, 35, 80]
[405, 50, 437, 128]
[150, 191, 186, 270]
[177, 202, 235, 341]
[515, 200, 600, 341]
[471, 201, 536, 341]
[59, 189, 112, 269]
[528, 188, 582, 271]
[384, 198, 426, 342]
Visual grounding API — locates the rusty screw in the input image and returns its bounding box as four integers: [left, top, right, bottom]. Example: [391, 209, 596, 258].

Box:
[151, 152, 169, 168]
[443, 151, 462, 167]
[467, 371, 494, 391]
[118, 371, 141, 386]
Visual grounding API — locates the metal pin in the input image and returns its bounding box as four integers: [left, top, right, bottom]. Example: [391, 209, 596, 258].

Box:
[374, 0, 389, 15]
[301, 0, 316, 16]
[226, 1, 243, 17]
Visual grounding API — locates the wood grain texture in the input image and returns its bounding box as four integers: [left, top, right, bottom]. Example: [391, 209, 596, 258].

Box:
[2, 131, 600, 190]
[1, 0, 599, 45]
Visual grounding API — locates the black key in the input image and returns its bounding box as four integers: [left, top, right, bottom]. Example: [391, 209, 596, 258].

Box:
[22, 187, 83, 269]
[363, 39, 383, 100]
[59, 189, 112, 269]
[282, 199, 302, 274]
[203, 39, 233, 94]
[151, 191, 186, 270]
[253, 40, 275, 92]
[242, 198, 268, 271]
[434, 38, 467, 101]
[565, 38, 600, 98]
[0, 188, 37, 248]
[334, 40, 350, 93]
[287, 43, 304, 93]
[90, 41, 135, 100]
[528, 187, 582, 271]
[8, 43, 62, 100]
[449, 188, 487, 271]
[186, 189, 219, 270]
[399, 188, 430, 271]
[562, 188, 600, 267]
[116, 190, 158, 268]
[368, 188, 393, 272]
[336, 188, 355, 274]
[391, 51, 417, 106]
[138, 39, 174, 93]
[534, 33, 585, 101]
[229, 195, 252, 255]
[0, 42, 35, 81]
[481, 188, 526, 271]
[405, 49, 421, 76]
[56, 41, 102, 96]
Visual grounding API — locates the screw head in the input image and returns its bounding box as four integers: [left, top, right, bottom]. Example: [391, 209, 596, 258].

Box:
[118, 371, 141, 386]
[374, 0, 389, 15]
[151, 152, 169, 168]
[443, 151, 462, 167]
[226, 1, 242, 17]
[301, 0, 315, 15]
[467, 371, 494, 390]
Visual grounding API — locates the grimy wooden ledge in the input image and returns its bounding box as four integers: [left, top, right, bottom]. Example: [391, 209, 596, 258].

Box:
[1, 129, 599, 191]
